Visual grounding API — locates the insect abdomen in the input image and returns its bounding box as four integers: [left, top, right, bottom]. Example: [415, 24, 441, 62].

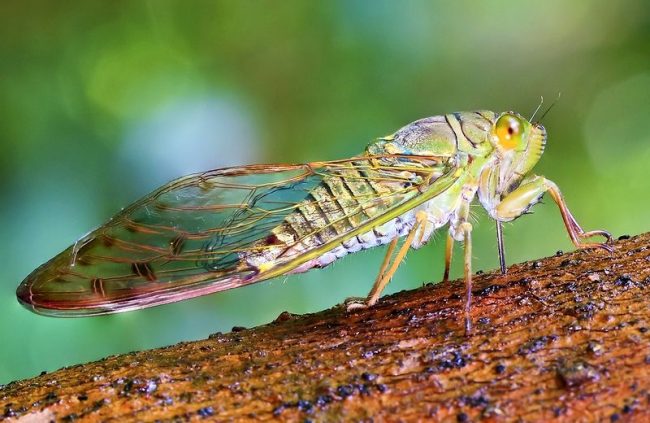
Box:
[285, 162, 404, 241]
[244, 161, 412, 270]
[308, 213, 415, 270]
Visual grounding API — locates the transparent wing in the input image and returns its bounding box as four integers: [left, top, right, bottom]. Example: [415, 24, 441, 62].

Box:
[17, 155, 459, 316]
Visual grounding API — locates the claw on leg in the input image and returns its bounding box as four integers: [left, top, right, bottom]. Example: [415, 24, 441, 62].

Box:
[494, 175, 612, 254]
[344, 297, 368, 312]
[546, 182, 613, 252]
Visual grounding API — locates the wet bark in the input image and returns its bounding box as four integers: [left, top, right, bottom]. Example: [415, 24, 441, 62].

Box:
[2, 233, 650, 422]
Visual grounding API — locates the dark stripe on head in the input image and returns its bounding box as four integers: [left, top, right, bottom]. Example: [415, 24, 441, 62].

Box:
[445, 114, 460, 149]
[452, 112, 478, 148]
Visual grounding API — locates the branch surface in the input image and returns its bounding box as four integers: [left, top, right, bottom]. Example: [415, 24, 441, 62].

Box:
[2, 234, 650, 422]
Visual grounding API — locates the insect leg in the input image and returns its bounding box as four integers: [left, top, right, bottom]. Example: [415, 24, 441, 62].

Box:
[443, 232, 454, 283]
[545, 181, 613, 250]
[460, 221, 473, 335]
[494, 175, 612, 251]
[346, 238, 399, 311]
[449, 196, 474, 335]
[377, 237, 399, 282]
[496, 220, 507, 274]
[366, 211, 428, 306]
[347, 211, 427, 311]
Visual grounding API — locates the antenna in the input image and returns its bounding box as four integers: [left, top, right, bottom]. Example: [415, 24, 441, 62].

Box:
[538, 92, 562, 122]
[529, 96, 544, 122]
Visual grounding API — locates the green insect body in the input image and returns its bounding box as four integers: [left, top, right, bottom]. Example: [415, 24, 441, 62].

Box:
[16, 110, 611, 332]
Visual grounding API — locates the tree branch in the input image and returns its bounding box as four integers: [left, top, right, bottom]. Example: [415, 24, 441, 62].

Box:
[3, 233, 650, 422]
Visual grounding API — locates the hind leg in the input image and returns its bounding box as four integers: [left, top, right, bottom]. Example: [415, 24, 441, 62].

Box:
[347, 211, 428, 311]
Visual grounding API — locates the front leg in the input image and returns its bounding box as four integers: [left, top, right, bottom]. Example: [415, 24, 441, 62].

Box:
[493, 175, 612, 251]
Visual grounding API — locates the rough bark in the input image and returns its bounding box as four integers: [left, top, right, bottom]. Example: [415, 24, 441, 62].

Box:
[2, 233, 650, 422]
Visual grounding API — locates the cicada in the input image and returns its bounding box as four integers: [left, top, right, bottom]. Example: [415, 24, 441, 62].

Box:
[16, 111, 612, 332]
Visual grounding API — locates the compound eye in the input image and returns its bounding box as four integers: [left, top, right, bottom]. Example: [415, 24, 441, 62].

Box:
[494, 114, 523, 150]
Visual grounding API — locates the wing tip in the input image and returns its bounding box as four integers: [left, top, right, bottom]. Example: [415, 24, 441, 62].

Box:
[15, 273, 109, 317]
[16, 280, 37, 312]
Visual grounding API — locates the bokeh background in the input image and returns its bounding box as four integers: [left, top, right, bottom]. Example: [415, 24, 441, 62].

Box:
[1, 1, 649, 384]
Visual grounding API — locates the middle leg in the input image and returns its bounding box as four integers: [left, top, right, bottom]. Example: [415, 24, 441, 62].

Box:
[447, 194, 475, 334]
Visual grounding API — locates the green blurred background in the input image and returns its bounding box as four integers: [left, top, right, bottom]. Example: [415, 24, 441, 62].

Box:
[1, 1, 649, 384]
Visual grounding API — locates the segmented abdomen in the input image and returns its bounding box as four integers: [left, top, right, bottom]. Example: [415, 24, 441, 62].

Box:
[244, 159, 420, 270]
